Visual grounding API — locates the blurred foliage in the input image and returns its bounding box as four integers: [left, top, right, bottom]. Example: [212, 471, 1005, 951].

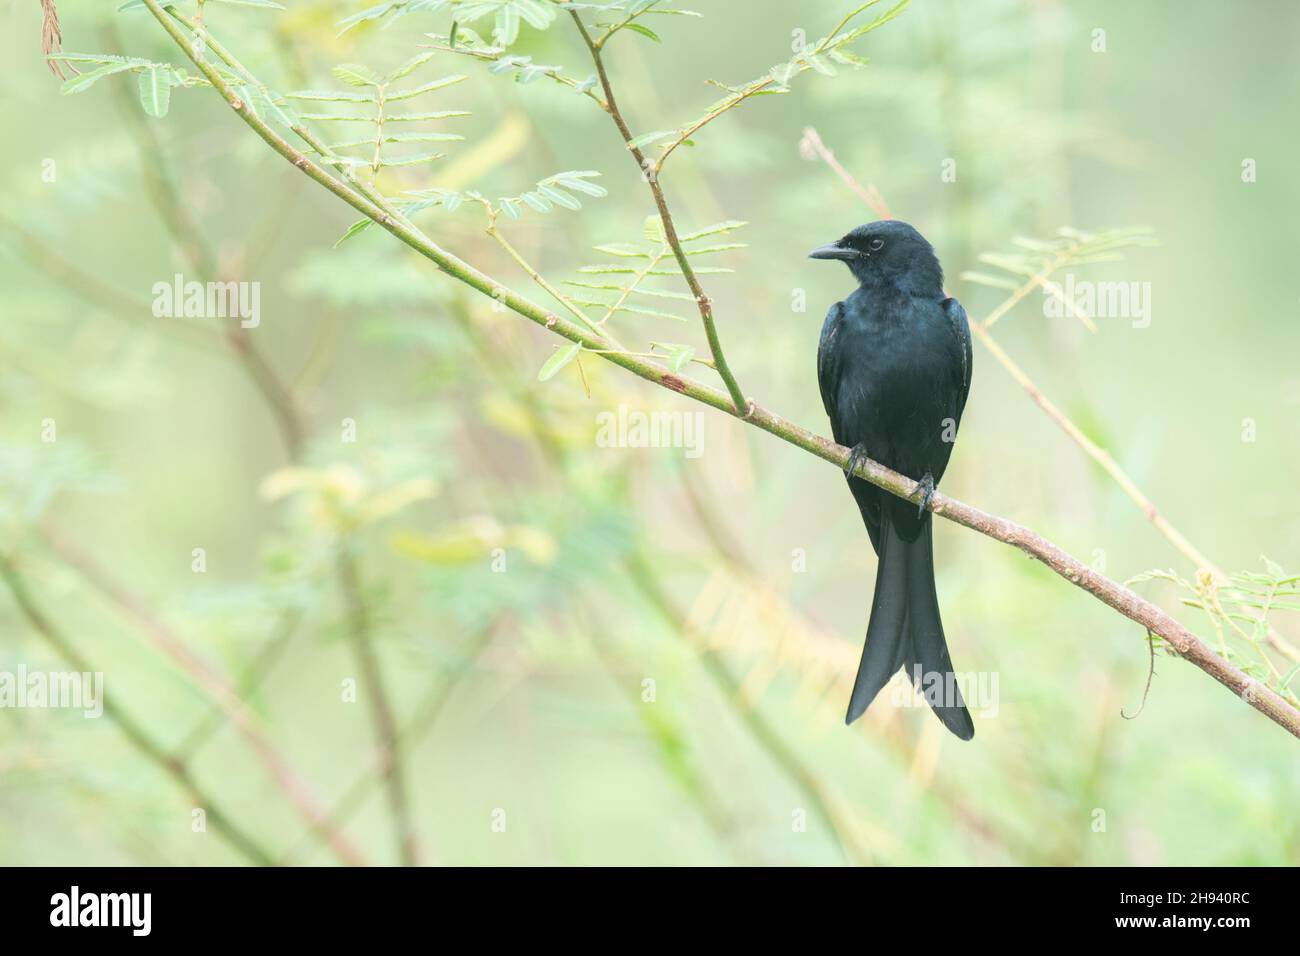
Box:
[1, 0, 1298, 867]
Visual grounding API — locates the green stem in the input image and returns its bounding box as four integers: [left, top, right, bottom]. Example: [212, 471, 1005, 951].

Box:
[568, 10, 750, 416]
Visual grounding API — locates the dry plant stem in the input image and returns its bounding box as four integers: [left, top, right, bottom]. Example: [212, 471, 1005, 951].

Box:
[800, 127, 893, 215]
[568, 10, 749, 416]
[137, 0, 1300, 741]
[625, 554, 872, 866]
[40, 525, 369, 866]
[335, 547, 420, 866]
[280, 622, 497, 865]
[0, 555, 275, 866]
[801, 128, 1300, 665]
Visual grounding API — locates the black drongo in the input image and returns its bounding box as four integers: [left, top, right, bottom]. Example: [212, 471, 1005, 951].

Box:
[810, 220, 975, 740]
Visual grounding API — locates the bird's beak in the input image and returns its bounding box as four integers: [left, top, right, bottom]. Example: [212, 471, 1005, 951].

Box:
[808, 243, 857, 262]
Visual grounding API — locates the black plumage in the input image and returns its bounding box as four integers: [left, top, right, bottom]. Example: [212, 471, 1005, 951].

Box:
[810, 220, 975, 740]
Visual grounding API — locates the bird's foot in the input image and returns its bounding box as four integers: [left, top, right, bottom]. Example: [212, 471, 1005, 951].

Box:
[914, 472, 936, 517]
[844, 442, 869, 479]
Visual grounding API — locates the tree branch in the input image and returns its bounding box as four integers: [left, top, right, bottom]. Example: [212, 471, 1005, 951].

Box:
[335, 545, 420, 866]
[39, 524, 370, 866]
[567, 8, 749, 416]
[133, 0, 1300, 740]
[0, 554, 275, 866]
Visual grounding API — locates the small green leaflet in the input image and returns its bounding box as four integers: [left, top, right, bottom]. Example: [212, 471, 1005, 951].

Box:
[622, 23, 660, 42]
[332, 64, 382, 87]
[138, 66, 172, 118]
[387, 75, 468, 101]
[401, 171, 606, 222]
[59, 61, 137, 95]
[538, 342, 581, 382]
[627, 129, 674, 150]
[665, 344, 695, 370]
[52, 54, 190, 117]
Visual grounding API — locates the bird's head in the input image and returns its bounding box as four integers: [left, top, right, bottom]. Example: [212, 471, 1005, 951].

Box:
[809, 220, 944, 293]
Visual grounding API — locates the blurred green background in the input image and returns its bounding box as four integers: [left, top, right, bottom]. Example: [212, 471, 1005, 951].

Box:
[2, 0, 1299, 866]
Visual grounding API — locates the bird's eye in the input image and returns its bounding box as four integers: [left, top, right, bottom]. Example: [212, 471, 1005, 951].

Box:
[868, 238, 885, 252]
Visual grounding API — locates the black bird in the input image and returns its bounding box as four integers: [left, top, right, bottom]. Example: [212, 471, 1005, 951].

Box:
[810, 220, 975, 740]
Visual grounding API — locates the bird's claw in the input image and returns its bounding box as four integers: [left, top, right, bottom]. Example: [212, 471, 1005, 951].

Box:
[914, 473, 936, 517]
[844, 443, 869, 479]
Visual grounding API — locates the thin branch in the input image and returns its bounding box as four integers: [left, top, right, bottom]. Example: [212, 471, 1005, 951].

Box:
[568, 9, 749, 416]
[281, 621, 497, 866]
[799, 127, 893, 216]
[487, 221, 622, 346]
[163, 7, 411, 227]
[624, 553, 873, 865]
[39, 525, 370, 865]
[0, 553, 275, 866]
[335, 545, 420, 866]
[175, 607, 304, 755]
[134, 0, 1300, 741]
[0, 215, 220, 353]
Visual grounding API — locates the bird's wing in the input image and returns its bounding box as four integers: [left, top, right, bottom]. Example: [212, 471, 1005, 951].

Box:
[943, 296, 973, 417]
[816, 300, 846, 436]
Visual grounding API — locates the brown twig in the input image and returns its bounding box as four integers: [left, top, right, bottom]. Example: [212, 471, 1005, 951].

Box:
[39, 526, 369, 866]
[625, 553, 874, 865]
[568, 9, 749, 416]
[0, 553, 274, 865]
[335, 546, 420, 866]
[280, 621, 497, 865]
[799, 127, 893, 216]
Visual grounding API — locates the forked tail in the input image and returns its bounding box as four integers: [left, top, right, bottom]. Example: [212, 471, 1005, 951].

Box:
[844, 513, 975, 740]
